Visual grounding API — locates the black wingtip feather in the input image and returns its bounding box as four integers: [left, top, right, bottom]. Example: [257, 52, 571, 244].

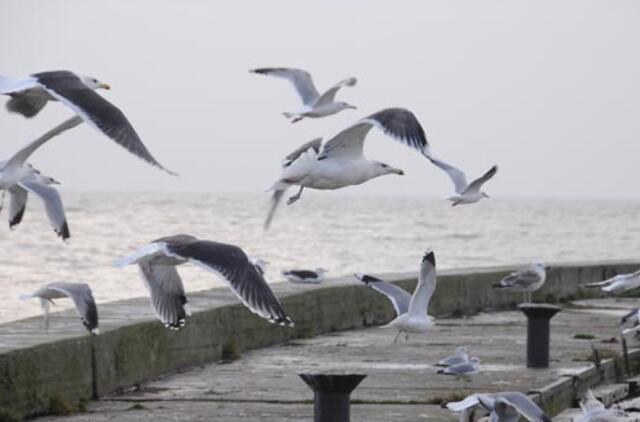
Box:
[422, 250, 435, 267]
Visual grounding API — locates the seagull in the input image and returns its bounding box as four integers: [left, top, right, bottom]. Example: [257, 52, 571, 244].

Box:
[427, 155, 498, 206]
[0, 70, 174, 174]
[447, 392, 551, 422]
[436, 357, 480, 381]
[0, 116, 82, 240]
[250, 67, 357, 123]
[114, 234, 295, 330]
[354, 249, 437, 343]
[19, 282, 99, 334]
[492, 263, 546, 303]
[576, 390, 626, 422]
[435, 346, 470, 367]
[582, 269, 640, 294]
[265, 108, 429, 229]
[282, 268, 327, 284]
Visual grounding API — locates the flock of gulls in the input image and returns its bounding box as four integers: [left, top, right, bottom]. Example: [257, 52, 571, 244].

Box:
[0, 68, 634, 421]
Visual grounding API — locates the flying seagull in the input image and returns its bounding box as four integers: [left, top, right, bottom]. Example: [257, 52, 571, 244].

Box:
[282, 268, 327, 284]
[493, 263, 546, 303]
[0, 116, 82, 240]
[265, 108, 429, 229]
[250, 67, 357, 123]
[355, 249, 437, 343]
[447, 392, 551, 422]
[435, 346, 470, 367]
[427, 156, 498, 205]
[115, 234, 295, 330]
[19, 282, 99, 334]
[0, 70, 174, 174]
[576, 389, 627, 422]
[582, 269, 640, 294]
[436, 357, 480, 381]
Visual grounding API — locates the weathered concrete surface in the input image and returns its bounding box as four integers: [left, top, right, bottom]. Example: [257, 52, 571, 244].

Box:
[1, 260, 638, 419]
[35, 298, 640, 421]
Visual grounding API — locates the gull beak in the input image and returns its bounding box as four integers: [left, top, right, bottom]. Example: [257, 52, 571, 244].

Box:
[393, 168, 405, 176]
[348, 105, 357, 110]
[50, 179, 61, 185]
[99, 83, 111, 90]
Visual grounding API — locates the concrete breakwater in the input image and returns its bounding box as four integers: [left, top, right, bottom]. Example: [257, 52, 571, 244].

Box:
[0, 260, 638, 419]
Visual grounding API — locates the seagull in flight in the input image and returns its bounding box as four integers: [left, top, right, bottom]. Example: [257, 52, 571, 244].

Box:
[0, 70, 175, 174]
[446, 392, 551, 422]
[427, 155, 498, 206]
[265, 108, 429, 229]
[493, 263, 546, 303]
[576, 389, 627, 422]
[355, 249, 437, 343]
[115, 234, 295, 330]
[19, 282, 99, 334]
[0, 116, 82, 240]
[250, 67, 357, 123]
[582, 269, 640, 294]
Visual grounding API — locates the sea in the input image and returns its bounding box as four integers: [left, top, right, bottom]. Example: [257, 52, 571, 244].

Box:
[1, 192, 639, 324]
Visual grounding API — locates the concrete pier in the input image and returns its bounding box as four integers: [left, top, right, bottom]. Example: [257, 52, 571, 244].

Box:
[0, 260, 638, 420]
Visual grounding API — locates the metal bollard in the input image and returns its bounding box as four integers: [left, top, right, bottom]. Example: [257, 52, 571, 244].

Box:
[518, 304, 561, 368]
[299, 373, 367, 422]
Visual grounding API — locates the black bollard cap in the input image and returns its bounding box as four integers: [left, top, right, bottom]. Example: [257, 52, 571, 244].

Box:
[299, 373, 367, 394]
[518, 303, 561, 320]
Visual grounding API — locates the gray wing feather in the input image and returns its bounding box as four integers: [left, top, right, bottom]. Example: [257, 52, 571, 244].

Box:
[165, 240, 294, 326]
[427, 155, 468, 194]
[19, 180, 69, 240]
[356, 274, 411, 315]
[499, 392, 550, 422]
[46, 282, 99, 334]
[283, 138, 323, 167]
[251, 68, 319, 105]
[315, 77, 357, 106]
[264, 188, 287, 231]
[6, 90, 49, 117]
[499, 269, 541, 289]
[8, 186, 28, 229]
[465, 165, 498, 193]
[139, 262, 188, 330]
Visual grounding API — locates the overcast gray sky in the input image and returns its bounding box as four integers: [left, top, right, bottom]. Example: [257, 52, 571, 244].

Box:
[1, 0, 638, 198]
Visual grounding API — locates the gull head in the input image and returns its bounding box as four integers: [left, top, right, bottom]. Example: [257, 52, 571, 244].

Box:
[376, 162, 404, 176]
[81, 75, 111, 90]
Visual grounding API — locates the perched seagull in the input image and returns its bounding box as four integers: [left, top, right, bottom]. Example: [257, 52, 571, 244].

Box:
[492, 263, 546, 303]
[354, 249, 437, 343]
[0, 116, 82, 240]
[582, 269, 640, 294]
[282, 268, 327, 284]
[115, 234, 295, 330]
[0, 70, 174, 174]
[427, 156, 498, 206]
[576, 390, 626, 422]
[250, 67, 357, 123]
[19, 282, 99, 334]
[265, 108, 429, 229]
[447, 392, 551, 422]
[436, 357, 480, 381]
[435, 346, 470, 367]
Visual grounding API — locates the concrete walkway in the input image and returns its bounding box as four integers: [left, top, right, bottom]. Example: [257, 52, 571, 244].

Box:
[37, 298, 639, 421]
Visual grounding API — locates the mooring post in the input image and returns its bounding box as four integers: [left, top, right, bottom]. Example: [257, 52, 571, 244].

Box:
[518, 304, 561, 368]
[299, 373, 367, 422]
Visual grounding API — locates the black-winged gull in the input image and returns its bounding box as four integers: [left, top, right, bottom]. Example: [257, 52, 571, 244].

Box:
[427, 155, 498, 205]
[0, 116, 82, 240]
[115, 234, 295, 330]
[0, 70, 175, 174]
[265, 107, 430, 229]
[250, 67, 357, 123]
[492, 263, 546, 303]
[19, 282, 99, 334]
[355, 249, 437, 343]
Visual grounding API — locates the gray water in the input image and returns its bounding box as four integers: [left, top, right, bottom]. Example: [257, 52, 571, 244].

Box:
[1, 192, 639, 324]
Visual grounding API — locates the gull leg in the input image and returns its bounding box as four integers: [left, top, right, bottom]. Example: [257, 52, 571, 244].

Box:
[287, 186, 304, 205]
[405, 333, 410, 342]
[393, 330, 402, 344]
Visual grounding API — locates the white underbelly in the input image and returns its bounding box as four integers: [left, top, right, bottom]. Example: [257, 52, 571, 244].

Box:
[300, 159, 372, 190]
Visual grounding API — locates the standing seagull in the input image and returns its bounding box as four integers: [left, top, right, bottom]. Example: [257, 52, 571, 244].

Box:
[250, 67, 357, 123]
[436, 357, 480, 381]
[0, 116, 82, 240]
[582, 269, 640, 294]
[493, 263, 546, 303]
[115, 234, 295, 330]
[19, 282, 99, 334]
[0, 70, 174, 174]
[436, 346, 470, 367]
[354, 249, 437, 343]
[427, 155, 498, 206]
[282, 268, 327, 284]
[447, 392, 551, 422]
[265, 108, 429, 229]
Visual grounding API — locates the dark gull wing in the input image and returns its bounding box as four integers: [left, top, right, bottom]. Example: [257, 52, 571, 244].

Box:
[32, 71, 175, 175]
[250, 67, 319, 106]
[165, 239, 294, 326]
[139, 261, 189, 330]
[495, 269, 541, 289]
[19, 179, 69, 240]
[354, 273, 411, 315]
[318, 108, 429, 160]
[8, 186, 28, 229]
[46, 282, 99, 334]
[465, 165, 498, 194]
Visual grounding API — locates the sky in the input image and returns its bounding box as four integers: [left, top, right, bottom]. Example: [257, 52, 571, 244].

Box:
[0, 0, 639, 198]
